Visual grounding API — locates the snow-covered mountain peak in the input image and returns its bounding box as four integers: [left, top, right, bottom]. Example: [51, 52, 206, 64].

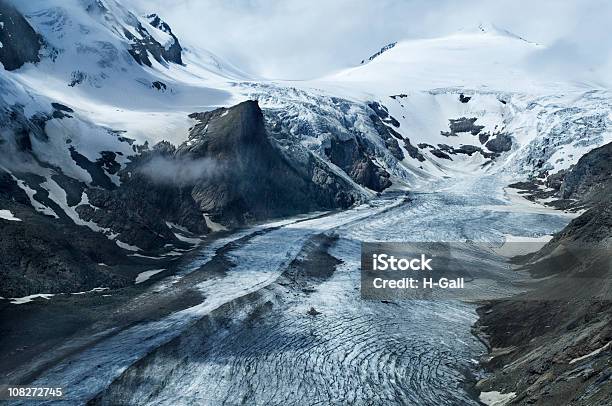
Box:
[470, 22, 535, 44]
[326, 29, 547, 95]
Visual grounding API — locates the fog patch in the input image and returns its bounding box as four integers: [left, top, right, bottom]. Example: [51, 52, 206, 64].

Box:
[138, 156, 224, 185]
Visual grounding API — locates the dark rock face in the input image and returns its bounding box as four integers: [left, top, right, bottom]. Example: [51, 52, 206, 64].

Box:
[0, 104, 50, 153]
[0, 213, 130, 297]
[478, 132, 490, 144]
[151, 80, 167, 91]
[484, 134, 512, 153]
[369, 113, 404, 161]
[348, 157, 391, 192]
[476, 144, 612, 404]
[475, 204, 612, 405]
[124, 14, 183, 67]
[325, 136, 391, 192]
[69, 147, 117, 190]
[0, 170, 129, 297]
[430, 149, 452, 160]
[459, 94, 471, 103]
[74, 144, 209, 250]
[440, 117, 484, 137]
[50, 103, 73, 113]
[361, 42, 396, 64]
[0, 169, 28, 204]
[560, 142, 612, 201]
[146, 14, 182, 64]
[0, 99, 366, 295]
[428, 143, 495, 160]
[180, 101, 358, 224]
[517, 142, 612, 210]
[368, 102, 400, 128]
[0, 0, 42, 71]
[403, 138, 426, 162]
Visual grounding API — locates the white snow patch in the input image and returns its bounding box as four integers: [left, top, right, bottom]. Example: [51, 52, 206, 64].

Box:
[204, 214, 227, 232]
[129, 253, 163, 259]
[40, 178, 109, 233]
[135, 268, 166, 284]
[10, 293, 55, 304]
[115, 240, 142, 252]
[0, 209, 22, 221]
[71, 287, 109, 295]
[174, 233, 202, 245]
[165, 221, 189, 233]
[484, 187, 579, 218]
[479, 391, 517, 406]
[494, 234, 553, 257]
[570, 342, 611, 364]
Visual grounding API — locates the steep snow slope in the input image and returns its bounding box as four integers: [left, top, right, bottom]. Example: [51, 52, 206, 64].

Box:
[7, 0, 244, 144]
[327, 24, 564, 94]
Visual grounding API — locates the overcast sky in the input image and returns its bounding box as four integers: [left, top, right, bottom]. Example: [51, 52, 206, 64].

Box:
[127, 0, 612, 83]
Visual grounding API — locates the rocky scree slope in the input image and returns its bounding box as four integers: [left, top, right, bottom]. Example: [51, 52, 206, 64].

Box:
[475, 143, 612, 405]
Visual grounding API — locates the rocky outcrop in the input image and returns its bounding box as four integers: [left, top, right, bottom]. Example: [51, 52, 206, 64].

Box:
[559, 142, 612, 203]
[485, 133, 513, 153]
[425, 143, 496, 161]
[440, 117, 484, 137]
[459, 94, 471, 103]
[67, 140, 207, 251]
[325, 137, 391, 192]
[0, 170, 130, 297]
[474, 205, 612, 405]
[512, 142, 612, 210]
[403, 138, 426, 162]
[180, 101, 358, 225]
[361, 42, 396, 64]
[475, 144, 612, 405]
[368, 102, 400, 128]
[367, 101, 405, 163]
[146, 14, 182, 64]
[120, 13, 182, 66]
[0, 0, 42, 71]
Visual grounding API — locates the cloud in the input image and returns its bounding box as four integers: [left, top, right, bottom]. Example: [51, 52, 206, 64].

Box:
[126, 0, 612, 84]
[138, 155, 224, 185]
